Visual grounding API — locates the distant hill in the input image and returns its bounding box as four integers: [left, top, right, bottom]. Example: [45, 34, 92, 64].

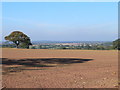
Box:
[2, 40, 112, 43]
[32, 41, 112, 44]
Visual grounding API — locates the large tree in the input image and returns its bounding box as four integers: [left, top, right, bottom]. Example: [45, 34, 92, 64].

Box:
[113, 39, 120, 50]
[4, 31, 32, 49]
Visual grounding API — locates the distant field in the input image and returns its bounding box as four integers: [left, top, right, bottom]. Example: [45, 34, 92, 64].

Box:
[2, 48, 118, 88]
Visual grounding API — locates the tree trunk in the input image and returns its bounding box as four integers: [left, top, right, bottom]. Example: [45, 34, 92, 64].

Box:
[14, 41, 19, 48]
[16, 44, 19, 48]
[26, 45, 29, 49]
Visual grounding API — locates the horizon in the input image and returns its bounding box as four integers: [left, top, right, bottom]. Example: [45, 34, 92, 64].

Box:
[2, 2, 118, 41]
[1, 40, 113, 43]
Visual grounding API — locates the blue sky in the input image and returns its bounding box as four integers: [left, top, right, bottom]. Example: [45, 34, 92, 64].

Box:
[2, 2, 118, 41]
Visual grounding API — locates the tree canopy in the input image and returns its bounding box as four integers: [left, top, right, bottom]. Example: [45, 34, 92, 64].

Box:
[113, 39, 120, 50]
[5, 31, 32, 49]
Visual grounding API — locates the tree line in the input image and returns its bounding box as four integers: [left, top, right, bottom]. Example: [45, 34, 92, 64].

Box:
[3, 31, 120, 50]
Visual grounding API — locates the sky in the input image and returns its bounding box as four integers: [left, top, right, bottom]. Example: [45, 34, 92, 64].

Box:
[2, 2, 118, 41]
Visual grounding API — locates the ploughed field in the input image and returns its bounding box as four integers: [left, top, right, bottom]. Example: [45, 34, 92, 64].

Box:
[2, 48, 118, 88]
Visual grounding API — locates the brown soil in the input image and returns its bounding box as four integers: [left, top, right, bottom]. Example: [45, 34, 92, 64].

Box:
[2, 48, 118, 88]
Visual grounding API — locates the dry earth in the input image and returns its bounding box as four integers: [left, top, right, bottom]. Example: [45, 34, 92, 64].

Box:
[1, 48, 118, 88]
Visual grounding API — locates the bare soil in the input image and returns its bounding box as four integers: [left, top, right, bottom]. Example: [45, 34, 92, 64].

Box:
[2, 48, 118, 88]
